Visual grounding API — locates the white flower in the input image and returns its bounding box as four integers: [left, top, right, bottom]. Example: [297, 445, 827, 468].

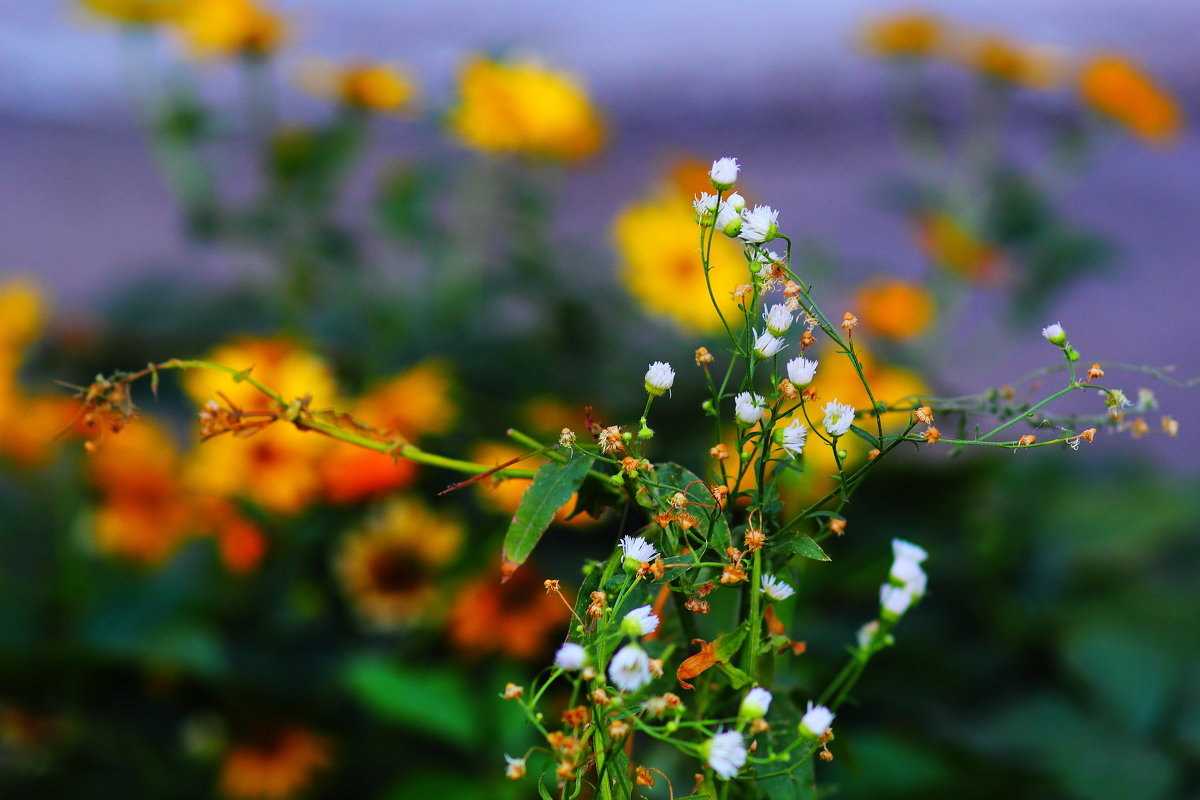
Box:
[891, 539, 928, 565]
[1105, 389, 1132, 419]
[504, 754, 526, 780]
[799, 702, 835, 738]
[693, 193, 719, 226]
[900, 566, 927, 599]
[608, 644, 653, 692]
[763, 303, 793, 337]
[740, 687, 772, 720]
[760, 573, 795, 602]
[710, 157, 739, 190]
[734, 392, 765, 427]
[856, 620, 880, 650]
[786, 356, 818, 387]
[619, 536, 658, 567]
[621, 605, 660, 637]
[644, 361, 675, 397]
[554, 642, 587, 671]
[739, 205, 779, 243]
[704, 730, 747, 780]
[1041, 322, 1067, 346]
[780, 418, 808, 457]
[880, 583, 913, 620]
[715, 202, 742, 237]
[822, 398, 856, 438]
[726, 192, 746, 212]
[752, 329, 786, 359]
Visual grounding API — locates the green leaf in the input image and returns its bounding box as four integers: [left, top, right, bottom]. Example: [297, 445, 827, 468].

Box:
[713, 622, 748, 663]
[756, 758, 816, 799]
[653, 463, 732, 551]
[848, 424, 879, 449]
[658, 553, 699, 582]
[502, 453, 595, 568]
[341, 655, 479, 747]
[716, 662, 755, 689]
[775, 534, 830, 562]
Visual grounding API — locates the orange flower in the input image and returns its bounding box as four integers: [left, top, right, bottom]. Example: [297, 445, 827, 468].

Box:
[1079, 55, 1182, 144]
[859, 13, 944, 59]
[175, 0, 284, 59]
[336, 498, 462, 630]
[447, 563, 568, 660]
[320, 445, 417, 505]
[854, 278, 934, 340]
[958, 34, 1060, 88]
[298, 61, 418, 113]
[353, 359, 457, 441]
[219, 728, 330, 800]
[916, 212, 999, 283]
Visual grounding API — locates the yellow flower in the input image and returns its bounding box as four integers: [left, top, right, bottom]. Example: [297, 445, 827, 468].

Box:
[1079, 55, 1182, 145]
[183, 337, 338, 413]
[957, 34, 1060, 89]
[352, 359, 457, 441]
[299, 61, 418, 113]
[219, 727, 330, 800]
[859, 13, 945, 59]
[915, 211, 999, 283]
[615, 176, 746, 333]
[854, 278, 935, 340]
[448, 55, 603, 161]
[335, 498, 462, 630]
[176, 0, 284, 58]
[0, 278, 46, 358]
[80, 0, 184, 25]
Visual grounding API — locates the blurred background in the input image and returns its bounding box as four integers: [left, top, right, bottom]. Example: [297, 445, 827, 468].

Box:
[0, 1, 1197, 798]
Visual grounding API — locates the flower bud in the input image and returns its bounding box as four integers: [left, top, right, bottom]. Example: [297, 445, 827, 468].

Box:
[709, 157, 739, 191]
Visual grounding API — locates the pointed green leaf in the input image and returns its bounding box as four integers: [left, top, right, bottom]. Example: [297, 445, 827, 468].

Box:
[502, 453, 595, 568]
[848, 424, 880, 449]
[776, 533, 830, 561]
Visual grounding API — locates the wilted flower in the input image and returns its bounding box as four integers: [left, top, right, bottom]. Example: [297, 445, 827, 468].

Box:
[504, 754, 526, 780]
[786, 356, 818, 387]
[704, 730, 747, 780]
[608, 644, 653, 692]
[822, 399, 856, 438]
[760, 574, 795, 602]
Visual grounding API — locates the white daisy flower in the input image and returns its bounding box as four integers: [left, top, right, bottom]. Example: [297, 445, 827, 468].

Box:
[716, 202, 742, 237]
[734, 392, 765, 427]
[608, 644, 653, 692]
[799, 702, 835, 738]
[726, 191, 746, 213]
[763, 303, 794, 337]
[822, 398, 856, 438]
[709, 157, 739, 190]
[891, 539, 928, 565]
[880, 583, 913, 620]
[780, 418, 808, 457]
[739, 205, 779, 243]
[554, 642, 587, 671]
[740, 687, 773, 720]
[704, 730, 747, 780]
[1041, 322, 1067, 345]
[752, 329, 786, 359]
[644, 361, 675, 397]
[621, 605, 660, 637]
[786, 356, 818, 387]
[619, 535, 658, 567]
[760, 573, 795, 602]
[693, 193, 719, 226]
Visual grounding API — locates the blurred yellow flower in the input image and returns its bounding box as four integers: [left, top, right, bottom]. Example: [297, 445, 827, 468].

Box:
[184, 337, 338, 412]
[176, 0, 284, 58]
[0, 278, 46, 359]
[1079, 55, 1182, 144]
[220, 727, 330, 800]
[80, 0, 184, 25]
[860, 13, 945, 59]
[615, 176, 746, 333]
[957, 34, 1060, 89]
[916, 211, 999, 283]
[448, 55, 604, 161]
[184, 423, 328, 515]
[300, 61, 418, 113]
[335, 498, 462, 630]
[854, 278, 935, 340]
[353, 359, 457, 441]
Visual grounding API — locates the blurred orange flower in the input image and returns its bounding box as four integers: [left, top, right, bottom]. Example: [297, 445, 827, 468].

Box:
[219, 727, 330, 800]
[353, 359, 457, 441]
[860, 13, 945, 59]
[176, 0, 284, 59]
[79, 0, 184, 25]
[854, 278, 935, 340]
[957, 34, 1060, 88]
[448, 55, 604, 161]
[1079, 55, 1182, 144]
[916, 211, 999, 283]
[336, 498, 462, 630]
[447, 563, 568, 660]
[300, 61, 418, 114]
